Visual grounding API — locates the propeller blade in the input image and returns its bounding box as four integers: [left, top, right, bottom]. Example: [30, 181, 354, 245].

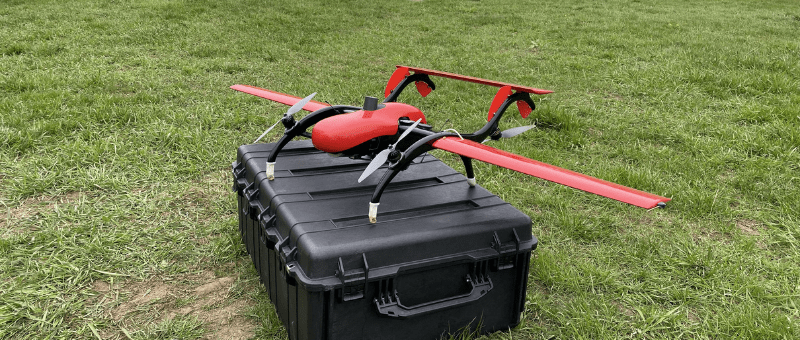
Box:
[286, 92, 317, 117]
[394, 118, 423, 146]
[358, 149, 391, 183]
[431, 138, 670, 209]
[500, 125, 535, 138]
[253, 119, 282, 144]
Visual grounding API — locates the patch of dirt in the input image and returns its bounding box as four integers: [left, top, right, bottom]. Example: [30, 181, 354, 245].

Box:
[93, 280, 111, 293]
[692, 229, 729, 244]
[136, 168, 232, 229]
[736, 219, 762, 236]
[195, 236, 211, 245]
[192, 169, 229, 199]
[110, 281, 173, 320]
[619, 210, 675, 236]
[684, 220, 731, 244]
[195, 276, 235, 296]
[637, 214, 654, 226]
[94, 270, 257, 340]
[612, 301, 636, 318]
[605, 92, 623, 101]
[2, 191, 82, 237]
[181, 169, 231, 222]
[586, 128, 603, 137]
[687, 309, 700, 323]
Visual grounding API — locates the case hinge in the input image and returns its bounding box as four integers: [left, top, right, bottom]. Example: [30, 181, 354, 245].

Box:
[275, 238, 299, 286]
[259, 214, 277, 249]
[276, 238, 297, 263]
[244, 185, 260, 201]
[241, 183, 262, 217]
[231, 161, 246, 192]
[247, 200, 262, 219]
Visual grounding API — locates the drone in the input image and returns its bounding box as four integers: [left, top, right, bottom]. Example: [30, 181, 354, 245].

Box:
[232, 66, 670, 223]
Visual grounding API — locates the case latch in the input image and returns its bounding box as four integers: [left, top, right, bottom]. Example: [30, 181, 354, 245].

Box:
[492, 229, 522, 270]
[336, 254, 370, 302]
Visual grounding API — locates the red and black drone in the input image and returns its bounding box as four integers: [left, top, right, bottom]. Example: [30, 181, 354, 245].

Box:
[232, 66, 670, 222]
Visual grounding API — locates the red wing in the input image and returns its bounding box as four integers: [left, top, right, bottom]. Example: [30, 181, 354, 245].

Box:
[431, 138, 670, 209]
[231, 85, 328, 112]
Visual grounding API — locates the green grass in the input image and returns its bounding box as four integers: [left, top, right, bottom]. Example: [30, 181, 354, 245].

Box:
[1, 0, 799, 338]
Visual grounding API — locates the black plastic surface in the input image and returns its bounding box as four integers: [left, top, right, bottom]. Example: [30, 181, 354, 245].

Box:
[234, 140, 537, 340]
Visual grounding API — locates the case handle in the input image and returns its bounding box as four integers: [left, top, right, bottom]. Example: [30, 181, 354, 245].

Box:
[374, 274, 492, 318]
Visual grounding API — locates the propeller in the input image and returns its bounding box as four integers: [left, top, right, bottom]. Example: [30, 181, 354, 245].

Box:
[499, 125, 535, 138]
[483, 125, 535, 143]
[358, 118, 423, 183]
[253, 92, 317, 143]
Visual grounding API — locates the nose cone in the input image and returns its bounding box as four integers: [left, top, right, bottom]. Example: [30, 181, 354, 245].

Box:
[312, 103, 426, 153]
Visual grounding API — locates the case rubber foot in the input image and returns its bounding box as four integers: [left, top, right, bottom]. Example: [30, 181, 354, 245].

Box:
[369, 202, 379, 223]
[267, 162, 275, 180]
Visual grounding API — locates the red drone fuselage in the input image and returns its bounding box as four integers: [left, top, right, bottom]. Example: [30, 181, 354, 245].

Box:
[312, 103, 426, 154]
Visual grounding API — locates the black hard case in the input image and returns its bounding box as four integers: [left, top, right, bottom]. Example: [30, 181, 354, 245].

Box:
[232, 140, 537, 340]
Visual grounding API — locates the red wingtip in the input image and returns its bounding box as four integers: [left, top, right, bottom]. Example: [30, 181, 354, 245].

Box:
[517, 100, 532, 118]
[384, 67, 410, 98]
[488, 86, 513, 121]
[415, 81, 432, 97]
[431, 138, 670, 209]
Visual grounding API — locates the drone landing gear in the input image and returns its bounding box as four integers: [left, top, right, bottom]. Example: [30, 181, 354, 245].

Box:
[368, 169, 400, 223]
[367, 134, 475, 223]
[263, 105, 360, 180]
[461, 155, 477, 187]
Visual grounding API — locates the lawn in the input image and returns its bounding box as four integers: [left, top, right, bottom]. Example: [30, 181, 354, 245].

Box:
[1, 0, 799, 338]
